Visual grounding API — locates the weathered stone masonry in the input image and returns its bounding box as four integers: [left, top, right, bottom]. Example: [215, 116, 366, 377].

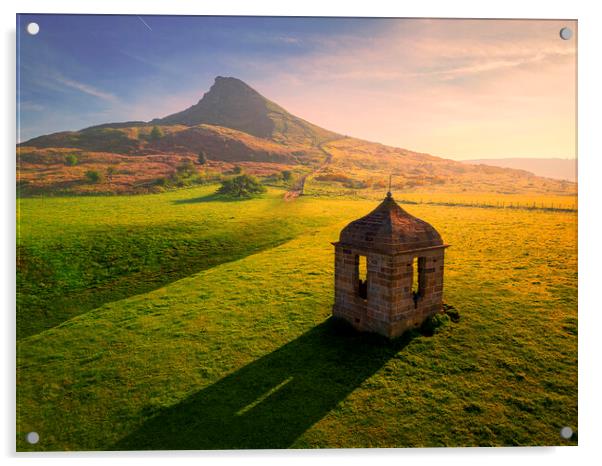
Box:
[332, 192, 448, 339]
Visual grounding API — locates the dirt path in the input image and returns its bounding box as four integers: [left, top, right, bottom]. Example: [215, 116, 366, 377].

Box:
[284, 141, 337, 201]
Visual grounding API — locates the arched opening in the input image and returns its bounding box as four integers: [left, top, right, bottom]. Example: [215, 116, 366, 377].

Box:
[357, 255, 367, 300]
[412, 257, 426, 307]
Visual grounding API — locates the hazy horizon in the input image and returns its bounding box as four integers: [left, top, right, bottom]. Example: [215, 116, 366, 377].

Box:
[460, 156, 577, 182]
[17, 15, 576, 161]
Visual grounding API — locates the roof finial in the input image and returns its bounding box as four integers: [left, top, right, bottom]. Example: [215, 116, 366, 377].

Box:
[386, 174, 392, 198]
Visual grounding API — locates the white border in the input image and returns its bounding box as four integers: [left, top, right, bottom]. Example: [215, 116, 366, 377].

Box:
[3, 1, 601, 465]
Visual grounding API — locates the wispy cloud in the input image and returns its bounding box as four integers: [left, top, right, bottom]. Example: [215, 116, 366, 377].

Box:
[411, 49, 574, 80]
[246, 19, 575, 87]
[246, 19, 576, 159]
[52, 73, 118, 103]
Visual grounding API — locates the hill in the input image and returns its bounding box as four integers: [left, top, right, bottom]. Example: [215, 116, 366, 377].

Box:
[17, 76, 577, 197]
[461, 158, 577, 182]
[22, 76, 339, 156]
[153, 76, 340, 146]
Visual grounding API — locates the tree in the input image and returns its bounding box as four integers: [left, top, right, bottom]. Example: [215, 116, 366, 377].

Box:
[150, 125, 163, 141]
[217, 174, 266, 198]
[197, 150, 208, 165]
[85, 170, 104, 183]
[64, 154, 78, 166]
[281, 170, 293, 181]
[231, 165, 243, 175]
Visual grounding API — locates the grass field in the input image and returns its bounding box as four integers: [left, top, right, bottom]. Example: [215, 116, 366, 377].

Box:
[305, 179, 578, 211]
[16, 185, 577, 450]
[16, 186, 349, 339]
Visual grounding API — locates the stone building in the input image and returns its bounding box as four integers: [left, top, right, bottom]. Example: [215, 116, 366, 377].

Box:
[332, 192, 448, 338]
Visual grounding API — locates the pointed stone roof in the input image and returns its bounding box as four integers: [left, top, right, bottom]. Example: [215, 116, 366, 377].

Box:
[337, 193, 444, 254]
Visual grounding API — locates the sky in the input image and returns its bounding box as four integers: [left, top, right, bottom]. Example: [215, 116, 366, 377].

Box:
[17, 15, 576, 160]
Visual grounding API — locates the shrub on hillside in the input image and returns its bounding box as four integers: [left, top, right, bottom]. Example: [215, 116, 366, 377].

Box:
[217, 174, 266, 198]
[85, 170, 104, 184]
[198, 151, 208, 165]
[149, 126, 163, 141]
[64, 154, 78, 166]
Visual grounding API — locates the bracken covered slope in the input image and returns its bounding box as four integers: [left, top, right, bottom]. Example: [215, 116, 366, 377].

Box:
[17, 76, 577, 197]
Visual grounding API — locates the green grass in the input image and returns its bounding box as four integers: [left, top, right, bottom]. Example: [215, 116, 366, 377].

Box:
[16, 185, 353, 339]
[16, 189, 577, 450]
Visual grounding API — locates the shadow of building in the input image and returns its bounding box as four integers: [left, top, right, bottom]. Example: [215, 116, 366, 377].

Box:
[112, 318, 415, 450]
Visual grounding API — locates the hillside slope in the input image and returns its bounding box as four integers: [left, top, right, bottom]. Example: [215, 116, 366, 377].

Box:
[17, 76, 577, 196]
[153, 76, 340, 146]
[310, 138, 575, 196]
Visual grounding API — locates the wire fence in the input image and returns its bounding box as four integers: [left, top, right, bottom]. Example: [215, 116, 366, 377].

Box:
[395, 198, 577, 213]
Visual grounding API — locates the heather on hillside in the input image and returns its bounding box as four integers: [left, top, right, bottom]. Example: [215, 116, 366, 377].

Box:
[17, 77, 575, 198]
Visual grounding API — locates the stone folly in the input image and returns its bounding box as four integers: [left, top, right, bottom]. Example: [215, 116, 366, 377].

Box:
[332, 192, 448, 339]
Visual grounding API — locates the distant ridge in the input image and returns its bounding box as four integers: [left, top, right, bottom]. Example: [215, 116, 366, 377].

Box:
[462, 158, 577, 182]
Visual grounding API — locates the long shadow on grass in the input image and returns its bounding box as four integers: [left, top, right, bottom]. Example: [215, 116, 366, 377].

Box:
[18, 220, 299, 339]
[112, 318, 415, 450]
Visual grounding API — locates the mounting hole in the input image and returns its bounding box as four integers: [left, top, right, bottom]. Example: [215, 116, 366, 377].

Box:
[559, 27, 572, 40]
[26, 22, 40, 35]
[26, 431, 39, 444]
[560, 426, 573, 439]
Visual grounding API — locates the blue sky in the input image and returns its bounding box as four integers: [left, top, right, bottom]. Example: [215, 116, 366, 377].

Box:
[17, 15, 576, 159]
[17, 15, 382, 139]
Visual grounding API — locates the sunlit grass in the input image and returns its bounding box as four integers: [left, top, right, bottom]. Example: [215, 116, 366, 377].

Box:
[16, 188, 577, 450]
[305, 181, 577, 210]
[16, 185, 363, 338]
